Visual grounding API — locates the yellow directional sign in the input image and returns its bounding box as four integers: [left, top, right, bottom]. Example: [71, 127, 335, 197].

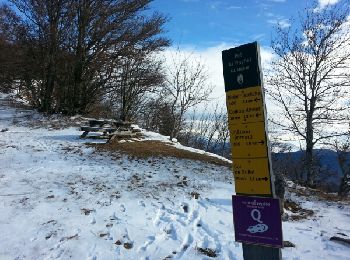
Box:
[223, 42, 282, 252]
[232, 158, 271, 194]
[226, 86, 272, 194]
[230, 121, 267, 158]
[226, 86, 264, 125]
[223, 43, 274, 196]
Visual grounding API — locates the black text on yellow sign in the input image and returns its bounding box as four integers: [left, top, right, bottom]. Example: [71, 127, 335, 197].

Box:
[225, 85, 273, 195]
[232, 158, 272, 194]
[229, 121, 267, 158]
[226, 86, 264, 125]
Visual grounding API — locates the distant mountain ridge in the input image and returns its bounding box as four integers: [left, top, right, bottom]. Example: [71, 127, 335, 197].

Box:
[274, 149, 348, 192]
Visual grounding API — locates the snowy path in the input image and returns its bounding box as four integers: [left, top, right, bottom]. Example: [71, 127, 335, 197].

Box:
[0, 94, 239, 259]
[0, 93, 349, 259]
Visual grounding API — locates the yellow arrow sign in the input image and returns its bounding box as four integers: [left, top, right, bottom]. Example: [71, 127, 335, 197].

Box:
[226, 86, 264, 125]
[232, 158, 272, 194]
[229, 121, 268, 158]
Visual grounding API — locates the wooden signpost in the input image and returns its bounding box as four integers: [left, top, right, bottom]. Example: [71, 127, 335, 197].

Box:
[222, 42, 283, 259]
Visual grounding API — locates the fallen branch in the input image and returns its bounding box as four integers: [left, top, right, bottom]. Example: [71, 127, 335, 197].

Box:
[330, 236, 350, 246]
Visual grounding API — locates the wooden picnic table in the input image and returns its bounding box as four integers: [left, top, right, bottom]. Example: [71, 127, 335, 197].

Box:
[88, 119, 132, 128]
[80, 119, 135, 139]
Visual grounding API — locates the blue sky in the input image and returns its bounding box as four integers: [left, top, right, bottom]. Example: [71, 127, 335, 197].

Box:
[0, 0, 332, 49]
[1, 0, 345, 106]
[150, 0, 306, 49]
[151, 0, 348, 105]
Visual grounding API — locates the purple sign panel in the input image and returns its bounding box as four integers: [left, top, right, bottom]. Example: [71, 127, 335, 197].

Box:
[232, 195, 283, 248]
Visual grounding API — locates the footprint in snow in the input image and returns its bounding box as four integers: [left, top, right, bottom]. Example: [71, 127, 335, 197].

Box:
[196, 221, 222, 254]
[119, 204, 126, 212]
[153, 208, 164, 227]
[164, 223, 177, 240]
[173, 233, 193, 259]
[198, 235, 210, 248]
[110, 212, 118, 221]
[186, 209, 199, 225]
[137, 235, 155, 252]
[87, 243, 97, 260]
[181, 202, 189, 213]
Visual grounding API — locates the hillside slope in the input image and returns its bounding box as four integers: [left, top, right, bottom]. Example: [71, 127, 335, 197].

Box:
[0, 93, 349, 260]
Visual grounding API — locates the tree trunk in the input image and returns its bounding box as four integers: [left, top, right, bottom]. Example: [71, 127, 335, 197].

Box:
[71, 1, 86, 115]
[274, 171, 285, 200]
[40, 43, 56, 113]
[39, 1, 60, 113]
[338, 167, 350, 198]
[305, 141, 315, 187]
[338, 173, 350, 198]
[305, 108, 315, 187]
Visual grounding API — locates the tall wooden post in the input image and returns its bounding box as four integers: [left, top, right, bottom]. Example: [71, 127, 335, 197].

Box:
[222, 42, 282, 259]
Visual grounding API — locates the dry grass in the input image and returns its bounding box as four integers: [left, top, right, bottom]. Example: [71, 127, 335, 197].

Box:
[291, 185, 350, 204]
[92, 139, 231, 167]
[284, 199, 314, 221]
[196, 247, 217, 257]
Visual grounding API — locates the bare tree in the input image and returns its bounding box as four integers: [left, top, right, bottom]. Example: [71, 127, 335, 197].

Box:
[3, 0, 169, 114]
[204, 104, 225, 151]
[0, 4, 45, 102]
[0, 5, 21, 92]
[106, 50, 164, 121]
[163, 49, 213, 140]
[328, 137, 350, 198]
[62, 0, 169, 114]
[9, 0, 73, 112]
[216, 112, 230, 157]
[176, 103, 230, 157]
[267, 1, 350, 187]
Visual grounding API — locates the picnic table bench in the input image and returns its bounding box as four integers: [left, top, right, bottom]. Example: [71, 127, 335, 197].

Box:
[80, 118, 140, 139]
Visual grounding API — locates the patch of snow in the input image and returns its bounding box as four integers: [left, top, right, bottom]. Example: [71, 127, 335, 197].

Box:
[141, 129, 232, 164]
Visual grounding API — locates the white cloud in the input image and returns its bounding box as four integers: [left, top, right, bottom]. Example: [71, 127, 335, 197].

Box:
[162, 43, 275, 110]
[252, 33, 267, 41]
[267, 18, 291, 28]
[317, 0, 340, 10]
[266, 12, 275, 17]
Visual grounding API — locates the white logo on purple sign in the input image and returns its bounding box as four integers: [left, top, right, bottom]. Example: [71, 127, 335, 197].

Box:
[247, 209, 269, 234]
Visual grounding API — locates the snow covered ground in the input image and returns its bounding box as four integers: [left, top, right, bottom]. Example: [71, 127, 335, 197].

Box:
[0, 93, 349, 260]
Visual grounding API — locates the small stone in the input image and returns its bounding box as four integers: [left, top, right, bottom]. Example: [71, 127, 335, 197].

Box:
[283, 241, 296, 247]
[123, 242, 133, 249]
[190, 192, 200, 199]
[183, 205, 189, 213]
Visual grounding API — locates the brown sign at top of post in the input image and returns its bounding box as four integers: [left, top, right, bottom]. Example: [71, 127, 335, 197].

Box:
[222, 42, 273, 196]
